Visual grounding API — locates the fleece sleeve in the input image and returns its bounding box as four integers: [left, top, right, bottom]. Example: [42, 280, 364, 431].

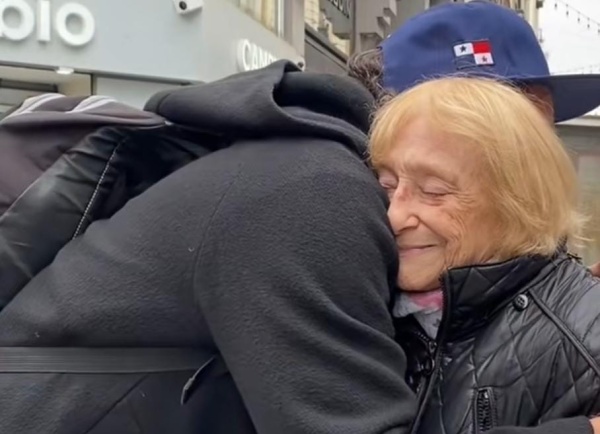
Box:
[193, 139, 416, 434]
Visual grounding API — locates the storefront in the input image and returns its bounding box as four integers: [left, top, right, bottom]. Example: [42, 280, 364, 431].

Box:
[0, 0, 302, 109]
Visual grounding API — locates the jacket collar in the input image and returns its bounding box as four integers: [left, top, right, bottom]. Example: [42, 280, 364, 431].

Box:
[441, 254, 561, 339]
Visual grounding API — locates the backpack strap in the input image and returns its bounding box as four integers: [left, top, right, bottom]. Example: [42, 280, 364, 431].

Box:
[0, 347, 228, 405]
[0, 347, 216, 374]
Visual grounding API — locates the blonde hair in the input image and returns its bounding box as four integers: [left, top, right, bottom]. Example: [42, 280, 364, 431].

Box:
[369, 77, 584, 259]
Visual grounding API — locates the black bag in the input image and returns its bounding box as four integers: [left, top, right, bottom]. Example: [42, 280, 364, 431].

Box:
[0, 94, 218, 309]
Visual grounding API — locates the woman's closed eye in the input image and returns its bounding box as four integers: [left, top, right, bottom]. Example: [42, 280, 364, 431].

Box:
[377, 172, 398, 196]
[420, 188, 447, 197]
[380, 183, 397, 198]
[419, 181, 450, 198]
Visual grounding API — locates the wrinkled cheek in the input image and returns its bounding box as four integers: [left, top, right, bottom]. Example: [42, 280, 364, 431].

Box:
[443, 204, 487, 267]
[442, 231, 469, 268]
[443, 242, 461, 269]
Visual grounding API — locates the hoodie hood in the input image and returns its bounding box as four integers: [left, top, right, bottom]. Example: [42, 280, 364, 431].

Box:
[144, 60, 375, 157]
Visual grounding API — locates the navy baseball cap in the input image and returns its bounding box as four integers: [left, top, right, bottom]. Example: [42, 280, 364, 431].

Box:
[380, 0, 600, 123]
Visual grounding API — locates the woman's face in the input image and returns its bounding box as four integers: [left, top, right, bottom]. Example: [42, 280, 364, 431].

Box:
[377, 117, 499, 292]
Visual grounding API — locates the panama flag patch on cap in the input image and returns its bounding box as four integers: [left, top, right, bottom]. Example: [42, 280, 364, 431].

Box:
[453, 40, 494, 66]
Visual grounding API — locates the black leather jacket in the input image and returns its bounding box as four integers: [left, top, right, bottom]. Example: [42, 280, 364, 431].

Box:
[396, 253, 600, 434]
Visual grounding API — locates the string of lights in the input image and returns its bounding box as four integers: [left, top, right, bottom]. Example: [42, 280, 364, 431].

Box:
[550, 0, 600, 36]
[542, 0, 600, 75]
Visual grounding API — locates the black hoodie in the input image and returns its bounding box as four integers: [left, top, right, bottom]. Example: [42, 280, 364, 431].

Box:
[0, 61, 414, 433]
[0, 61, 591, 434]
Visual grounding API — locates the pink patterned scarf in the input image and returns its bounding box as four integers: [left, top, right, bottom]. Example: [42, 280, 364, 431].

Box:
[393, 289, 444, 339]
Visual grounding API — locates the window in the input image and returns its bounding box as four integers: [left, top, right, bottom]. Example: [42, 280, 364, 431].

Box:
[229, 0, 284, 36]
[305, 0, 351, 55]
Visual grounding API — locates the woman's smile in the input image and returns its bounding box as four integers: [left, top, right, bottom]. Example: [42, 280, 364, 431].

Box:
[398, 245, 436, 258]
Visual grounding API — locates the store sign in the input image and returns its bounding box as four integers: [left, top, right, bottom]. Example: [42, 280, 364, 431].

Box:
[0, 0, 95, 46]
[236, 39, 277, 72]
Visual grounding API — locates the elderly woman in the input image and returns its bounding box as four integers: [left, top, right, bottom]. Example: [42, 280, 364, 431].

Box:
[369, 76, 600, 434]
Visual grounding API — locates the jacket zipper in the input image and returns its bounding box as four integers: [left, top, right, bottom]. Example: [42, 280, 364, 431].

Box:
[405, 328, 436, 397]
[474, 388, 496, 433]
[409, 276, 449, 434]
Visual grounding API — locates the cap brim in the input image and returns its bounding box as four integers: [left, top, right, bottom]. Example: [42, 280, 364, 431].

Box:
[515, 74, 600, 123]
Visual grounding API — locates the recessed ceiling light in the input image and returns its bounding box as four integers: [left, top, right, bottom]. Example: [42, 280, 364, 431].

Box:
[55, 67, 74, 75]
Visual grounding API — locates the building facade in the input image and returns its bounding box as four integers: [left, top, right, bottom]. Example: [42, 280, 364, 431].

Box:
[0, 0, 304, 109]
[303, 0, 398, 74]
[0, 0, 542, 108]
[0, 0, 550, 107]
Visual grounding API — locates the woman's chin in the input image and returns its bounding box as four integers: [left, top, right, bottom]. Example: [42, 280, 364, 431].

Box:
[398, 274, 442, 292]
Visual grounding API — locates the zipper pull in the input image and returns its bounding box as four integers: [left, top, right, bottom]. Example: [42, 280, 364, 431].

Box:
[421, 339, 437, 374]
[427, 341, 436, 354]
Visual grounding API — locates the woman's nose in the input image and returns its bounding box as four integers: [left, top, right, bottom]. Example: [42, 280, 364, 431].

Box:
[388, 204, 419, 234]
[387, 187, 419, 233]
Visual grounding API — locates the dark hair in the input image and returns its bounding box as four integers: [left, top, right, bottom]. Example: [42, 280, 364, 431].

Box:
[347, 47, 394, 108]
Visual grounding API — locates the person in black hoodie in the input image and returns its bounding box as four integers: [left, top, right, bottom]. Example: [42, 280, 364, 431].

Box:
[0, 61, 413, 434]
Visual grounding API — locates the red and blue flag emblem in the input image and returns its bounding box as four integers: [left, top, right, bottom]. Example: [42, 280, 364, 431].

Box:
[453, 40, 494, 67]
